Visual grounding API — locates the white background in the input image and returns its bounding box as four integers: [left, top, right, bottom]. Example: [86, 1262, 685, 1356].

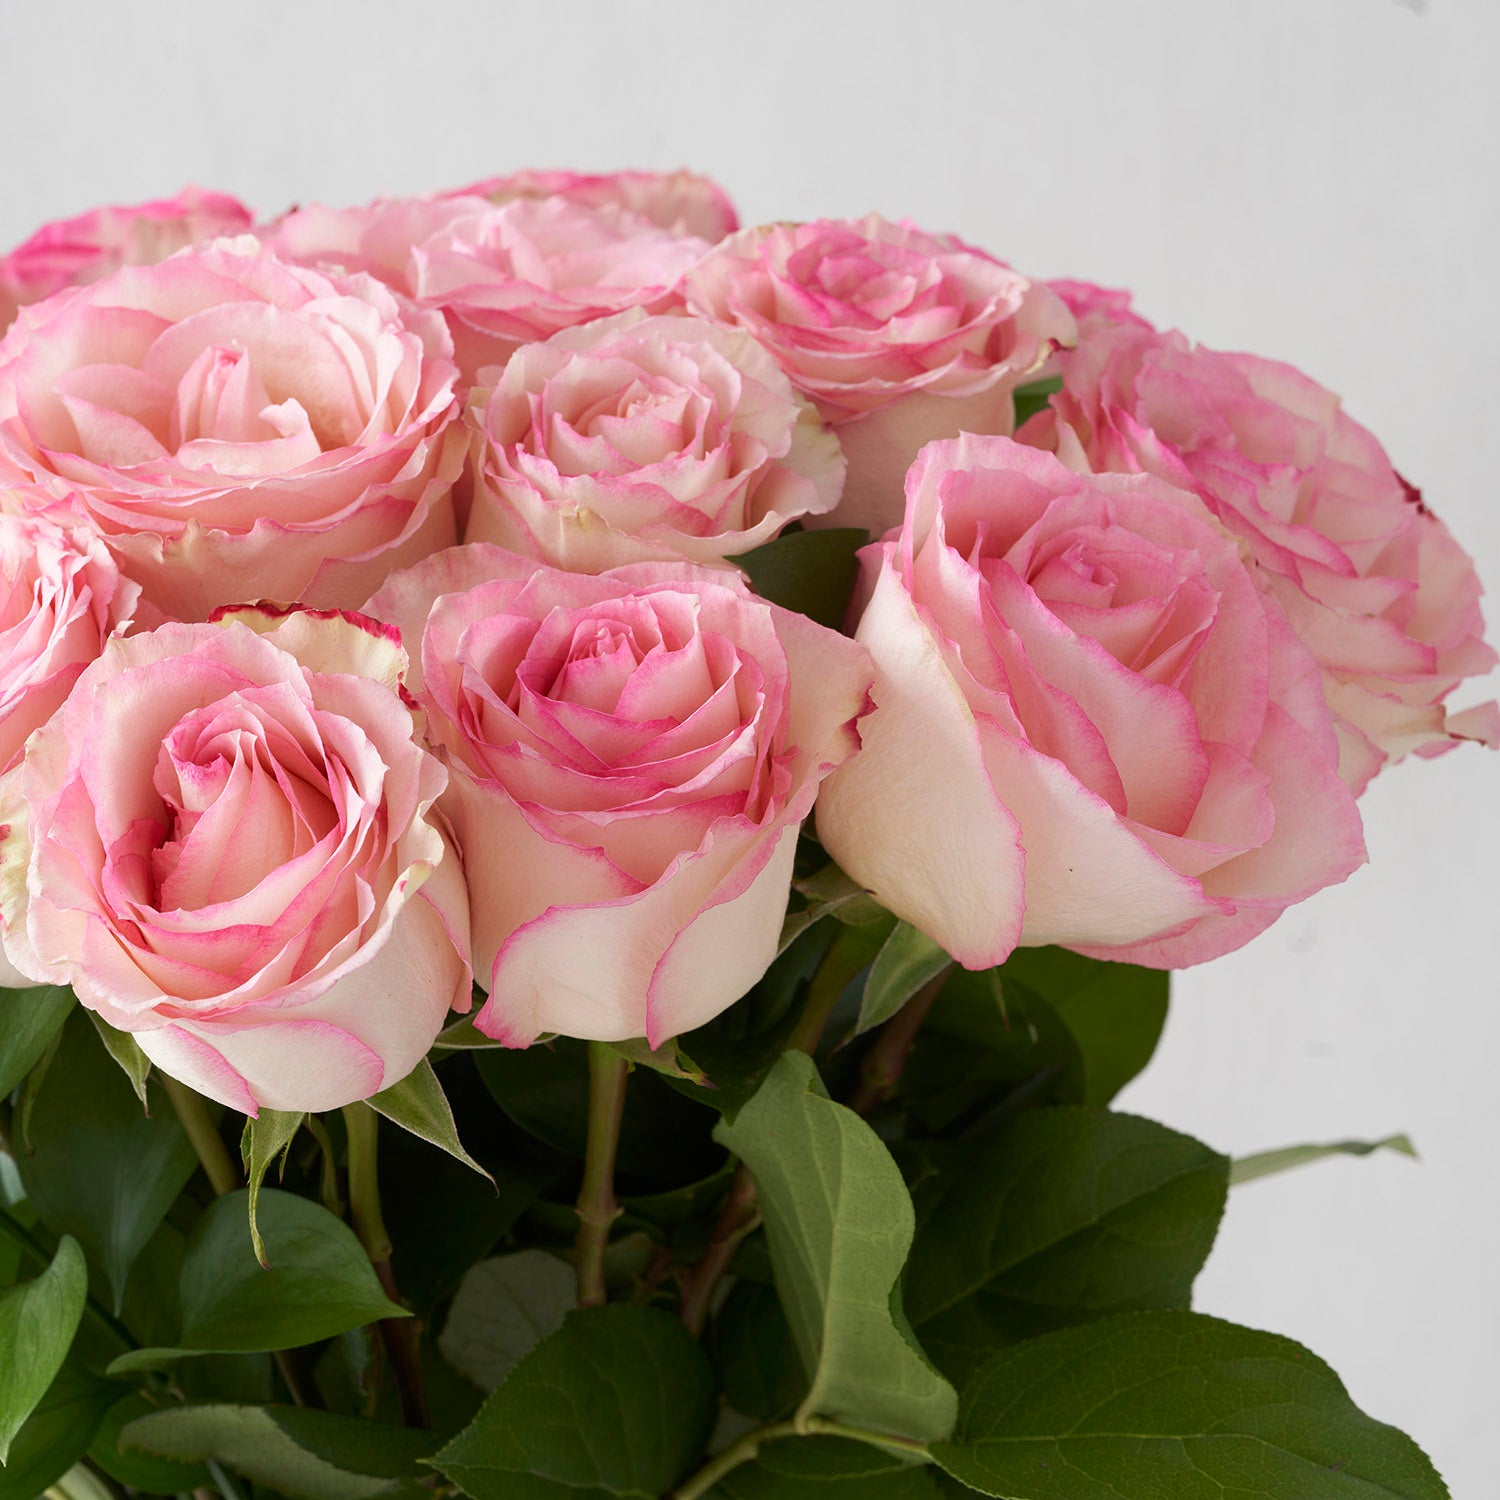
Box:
[2, 0, 1496, 1491]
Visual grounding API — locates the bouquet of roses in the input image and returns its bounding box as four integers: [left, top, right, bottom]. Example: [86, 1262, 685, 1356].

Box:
[0, 169, 1491, 1500]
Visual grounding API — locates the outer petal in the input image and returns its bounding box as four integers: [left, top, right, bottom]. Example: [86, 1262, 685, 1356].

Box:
[815, 548, 1026, 967]
[984, 727, 1225, 948]
[813, 385, 1015, 539]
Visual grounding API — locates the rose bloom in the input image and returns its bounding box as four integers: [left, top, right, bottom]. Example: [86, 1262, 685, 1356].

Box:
[366, 544, 873, 1045]
[1047, 279, 1152, 341]
[448, 167, 739, 243]
[0, 511, 142, 773]
[0, 512, 143, 986]
[685, 215, 1075, 535]
[815, 435, 1366, 970]
[465, 310, 845, 570]
[267, 195, 710, 384]
[0, 608, 470, 1112]
[0, 187, 253, 332]
[0, 240, 465, 622]
[1027, 321, 1498, 789]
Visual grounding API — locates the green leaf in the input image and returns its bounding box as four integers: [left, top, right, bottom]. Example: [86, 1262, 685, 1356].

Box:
[437, 1251, 574, 1393]
[106, 1188, 406, 1372]
[120, 1404, 433, 1500]
[84, 1012, 150, 1109]
[620, 1160, 736, 1239]
[16, 1013, 197, 1311]
[672, 923, 838, 1123]
[999, 948, 1169, 1106]
[899, 968, 1085, 1134]
[0, 985, 73, 1100]
[432, 1014, 510, 1051]
[715, 1051, 956, 1444]
[368, 1058, 491, 1182]
[433, 1304, 716, 1499]
[607, 1035, 710, 1086]
[87, 1392, 212, 1495]
[714, 1437, 946, 1498]
[905, 1108, 1227, 1381]
[385, 1144, 546, 1320]
[0, 1236, 86, 1462]
[241, 1110, 304, 1269]
[731, 527, 869, 630]
[1231, 1134, 1418, 1186]
[857, 923, 952, 1036]
[476, 1036, 721, 1183]
[0, 1362, 114, 1500]
[779, 866, 888, 955]
[713, 1281, 803, 1422]
[1011, 374, 1062, 429]
[931, 1310, 1449, 1499]
[39, 1462, 115, 1499]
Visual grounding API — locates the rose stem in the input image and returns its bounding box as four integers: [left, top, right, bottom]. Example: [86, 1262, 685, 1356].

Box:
[785, 922, 879, 1055]
[342, 1102, 427, 1427]
[679, 927, 872, 1337]
[672, 1417, 931, 1498]
[677, 1166, 761, 1339]
[575, 1041, 630, 1308]
[161, 1076, 316, 1408]
[670, 1419, 800, 1499]
[847, 963, 955, 1116]
[161, 1075, 239, 1197]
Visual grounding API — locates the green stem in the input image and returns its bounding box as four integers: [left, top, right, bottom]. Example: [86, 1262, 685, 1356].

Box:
[672, 1417, 931, 1498]
[304, 1113, 344, 1217]
[848, 963, 954, 1115]
[342, 1104, 391, 1261]
[787, 923, 880, 1055]
[204, 1459, 247, 1500]
[575, 1042, 629, 1309]
[342, 1103, 426, 1427]
[160, 1077, 239, 1197]
[671, 1419, 799, 1499]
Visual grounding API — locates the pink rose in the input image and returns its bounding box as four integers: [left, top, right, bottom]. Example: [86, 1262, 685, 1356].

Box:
[815, 435, 1366, 970]
[0, 241, 465, 622]
[684, 215, 1075, 535]
[0, 187, 253, 332]
[0, 608, 470, 1112]
[366, 544, 873, 1045]
[0, 513, 142, 774]
[1028, 325, 1499, 788]
[464, 309, 845, 569]
[448, 168, 739, 243]
[1047, 279, 1152, 341]
[267, 196, 710, 384]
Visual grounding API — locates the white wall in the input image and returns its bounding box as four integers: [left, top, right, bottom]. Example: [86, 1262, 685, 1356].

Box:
[2, 1, 1495, 1491]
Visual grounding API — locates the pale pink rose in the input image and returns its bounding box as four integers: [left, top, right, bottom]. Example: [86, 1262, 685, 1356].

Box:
[1026, 324, 1499, 789]
[0, 514, 144, 988]
[0, 512, 142, 774]
[464, 309, 845, 569]
[267, 195, 710, 384]
[684, 215, 1075, 536]
[366, 544, 873, 1045]
[0, 608, 470, 1112]
[448, 168, 739, 242]
[0, 188, 254, 332]
[1047, 279, 1152, 341]
[0, 240, 465, 622]
[815, 435, 1366, 970]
